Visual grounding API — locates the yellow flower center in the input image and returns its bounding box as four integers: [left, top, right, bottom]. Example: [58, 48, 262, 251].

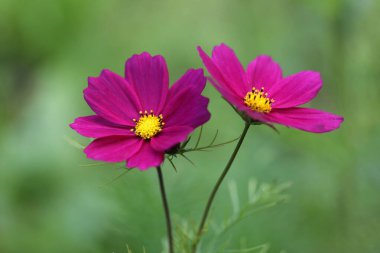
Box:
[131, 110, 164, 140]
[244, 87, 274, 113]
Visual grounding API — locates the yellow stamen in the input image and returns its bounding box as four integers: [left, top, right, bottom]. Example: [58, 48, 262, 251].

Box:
[244, 87, 274, 113]
[133, 110, 164, 140]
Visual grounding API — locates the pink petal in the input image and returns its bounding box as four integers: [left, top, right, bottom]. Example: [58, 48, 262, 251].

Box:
[161, 69, 210, 128]
[197, 46, 242, 97]
[242, 108, 268, 122]
[162, 86, 211, 129]
[170, 68, 206, 95]
[84, 70, 141, 126]
[263, 107, 344, 133]
[84, 136, 142, 163]
[165, 69, 207, 114]
[151, 126, 193, 152]
[124, 52, 169, 113]
[208, 77, 247, 111]
[211, 44, 249, 96]
[269, 71, 322, 108]
[246, 55, 282, 90]
[126, 141, 164, 170]
[70, 115, 134, 138]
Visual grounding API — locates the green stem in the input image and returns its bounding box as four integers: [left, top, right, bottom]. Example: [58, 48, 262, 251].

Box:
[156, 166, 174, 253]
[191, 122, 251, 253]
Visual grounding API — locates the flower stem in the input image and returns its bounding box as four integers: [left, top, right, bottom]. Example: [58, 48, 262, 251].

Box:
[156, 166, 174, 253]
[191, 122, 251, 253]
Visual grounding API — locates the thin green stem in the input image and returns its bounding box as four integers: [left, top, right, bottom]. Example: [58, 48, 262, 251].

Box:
[156, 166, 174, 253]
[192, 122, 251, 253]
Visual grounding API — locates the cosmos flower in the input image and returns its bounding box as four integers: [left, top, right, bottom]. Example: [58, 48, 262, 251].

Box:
[70, 53, 210, 170]
[198, 44, 344, 133]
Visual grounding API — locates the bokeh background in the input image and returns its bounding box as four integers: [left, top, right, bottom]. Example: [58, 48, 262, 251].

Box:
[1, 0, 379, 252]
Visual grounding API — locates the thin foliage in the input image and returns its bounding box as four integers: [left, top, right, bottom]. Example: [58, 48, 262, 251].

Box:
[100, 168, 132, 187]
[174, 179, 291, 253]
[165, 127, 239, 171]
[125, 245, 148, 253]
[213, 179, 291, 237]
[220, 244, 270, 253]
[64, 135, 85, 149]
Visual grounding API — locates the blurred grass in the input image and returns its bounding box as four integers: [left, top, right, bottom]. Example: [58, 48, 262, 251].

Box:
[1, 0, 380, 252]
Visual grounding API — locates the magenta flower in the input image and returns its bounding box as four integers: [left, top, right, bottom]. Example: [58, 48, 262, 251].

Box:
[70, 53, 211, 170]
[198, 44, 343, 133]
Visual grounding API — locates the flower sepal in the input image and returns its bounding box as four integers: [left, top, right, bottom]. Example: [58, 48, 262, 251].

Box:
[164, 128, 241, 171]
[165, 143, 182, 156]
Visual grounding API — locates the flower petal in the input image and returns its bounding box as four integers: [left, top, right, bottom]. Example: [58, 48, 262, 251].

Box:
[263, 107, 344, 133]
[165, 69, 207, 113]
[151, 126, 193, 152]
[84, 136, 141, 163]
[70, 115, 134, 138]
[208, 77, 247, 111]
[125, 52, 169, 113]
[246, 55, 282, 90]
[242, 108, 268, 122]
[126, 141, 164, 170]
[161, 69, 210, 128]
[84, 70, 141, 126]
[170, 68, 206, 95]
[269, 71, 322, 108]
[162, 86, 211, 129]
[198, 46, 243, 97]
[211, 44, 249, 95]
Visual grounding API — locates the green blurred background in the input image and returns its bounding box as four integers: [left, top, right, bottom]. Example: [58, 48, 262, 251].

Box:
[1, 0, 379, 252]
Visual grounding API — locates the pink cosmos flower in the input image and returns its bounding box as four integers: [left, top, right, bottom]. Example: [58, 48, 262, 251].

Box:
[198, 44, 344, 133]
[70, 53, 211, 170]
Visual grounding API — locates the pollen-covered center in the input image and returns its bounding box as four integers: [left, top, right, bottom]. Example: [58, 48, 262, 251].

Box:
[244, 87, 274, 113]
[132, 110, 164, 140]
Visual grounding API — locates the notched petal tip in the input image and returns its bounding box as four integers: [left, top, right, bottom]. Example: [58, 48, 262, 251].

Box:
[129, 51, 152, 60]
[215, 43, 232, 50]
[170, 68, 207, 95]
[211, 43, 241, 61]
[129, 163, 152, 171]
[69, 121, 75, 129]
[88, 69, 115, 81]
[210, 43, 248, 96]
[189, 67, 204, 75]
[196, 45, 204, 51]
[246, 55, 283, 91]
[125, 52, 167, 65]
[255, 54, 275, 61]
[197, 46, 209, 59]
[331, 115, 344, 128]
[124, 51, 169, 112]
